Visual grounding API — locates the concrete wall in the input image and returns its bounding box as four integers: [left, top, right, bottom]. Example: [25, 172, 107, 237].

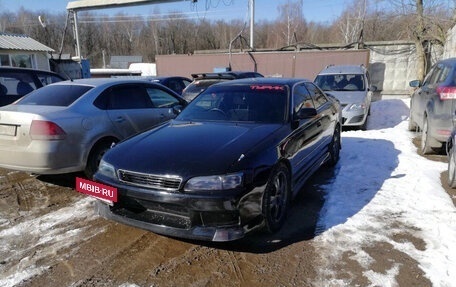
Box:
[156, 39, 452, 96]
[443, 25, 456, 59]
[366, 42, 417, 95]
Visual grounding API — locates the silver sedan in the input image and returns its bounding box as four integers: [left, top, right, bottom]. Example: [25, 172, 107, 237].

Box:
[0, 78, 186, 178]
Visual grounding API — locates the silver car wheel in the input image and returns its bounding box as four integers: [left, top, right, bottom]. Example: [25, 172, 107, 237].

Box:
[421, 116, 433, 154]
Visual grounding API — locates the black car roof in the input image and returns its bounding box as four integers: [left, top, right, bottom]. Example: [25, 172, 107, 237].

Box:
[209, 77, 310, 87]
[191, 71, 263, 80]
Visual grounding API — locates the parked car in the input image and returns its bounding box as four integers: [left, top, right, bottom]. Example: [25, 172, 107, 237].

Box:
[0, 66, 66, 106]
[94, 77, 342, 241]
[112, 75, 191, 95]
[181, 71, 264, 102]
[314, 64, 376, 130]
[408, 58, 456, 154]
[0, 78, 187, 178]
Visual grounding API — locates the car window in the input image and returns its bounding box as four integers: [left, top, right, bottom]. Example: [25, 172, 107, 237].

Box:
[17, 84, 92, 106]
[107, 85, 153, 110]
[424, 64, 444, 86]
[146, 87, 180, 108]
[0, 72, 36, 96]
[305, 83, 328, 109]
[293, 84, 314, 113]
[437, 65, 450, 84]
[37, 73, 64, 86]
[177, 84, 288, 123]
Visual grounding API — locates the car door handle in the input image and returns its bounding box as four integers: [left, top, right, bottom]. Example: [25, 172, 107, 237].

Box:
[115, 117, 125, 123]
[317, 121, 322, 127]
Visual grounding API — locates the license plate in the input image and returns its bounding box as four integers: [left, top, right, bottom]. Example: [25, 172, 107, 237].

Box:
[76, 177, 118, 204]
[0, 124, 16, 136]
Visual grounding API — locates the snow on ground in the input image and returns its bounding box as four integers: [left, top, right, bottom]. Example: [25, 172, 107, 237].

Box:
[314, 98, 456, 286]
[0, 98, 455, 287]
[0, 197, 102, 287]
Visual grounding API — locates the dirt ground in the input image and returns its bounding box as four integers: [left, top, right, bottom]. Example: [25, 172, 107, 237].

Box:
[0, 136, 453, 287]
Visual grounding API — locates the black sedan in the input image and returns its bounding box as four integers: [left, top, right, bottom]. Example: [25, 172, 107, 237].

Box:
[94, 78, 342, 241]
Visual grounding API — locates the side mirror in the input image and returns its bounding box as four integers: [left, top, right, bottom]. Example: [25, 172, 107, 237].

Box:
[409, 80, 421, 88]
[172, 105, 184, 115]
[369, 85, 377, 92]
[295, 107, 317, 120]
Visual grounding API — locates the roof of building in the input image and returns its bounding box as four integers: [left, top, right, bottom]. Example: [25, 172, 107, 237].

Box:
[0, 33, 54, 52]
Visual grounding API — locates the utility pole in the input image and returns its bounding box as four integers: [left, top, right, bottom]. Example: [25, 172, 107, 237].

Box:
[249, 0, 254, 49]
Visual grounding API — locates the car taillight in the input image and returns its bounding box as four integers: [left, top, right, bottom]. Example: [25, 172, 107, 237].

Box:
[30, 120, 66, 140]
[437, 86, 456, 100]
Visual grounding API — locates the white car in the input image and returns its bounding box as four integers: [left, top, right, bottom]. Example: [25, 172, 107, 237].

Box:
[314, 64, 376, 130]
[0, 78, 187, 178]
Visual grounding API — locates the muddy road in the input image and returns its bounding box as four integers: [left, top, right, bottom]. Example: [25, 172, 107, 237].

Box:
[0, 135, 454, 287]
[0, 167, 330, 287]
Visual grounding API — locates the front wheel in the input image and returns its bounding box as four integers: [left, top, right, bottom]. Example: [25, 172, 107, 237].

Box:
[262, 163, 291, 233]
[448, 147, 456, 188]
[421, 116, 433, 155]
[327, 125, 341, 166]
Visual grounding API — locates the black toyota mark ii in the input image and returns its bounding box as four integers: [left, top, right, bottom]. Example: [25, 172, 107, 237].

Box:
[94, 78, 341, 241]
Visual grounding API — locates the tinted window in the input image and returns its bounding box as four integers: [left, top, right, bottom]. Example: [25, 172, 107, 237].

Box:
[37, 73, 64, 86]
[146, 87, 180, 108]
[107, 85, 152, 109]
[305, 83, 328, 109]
[178, 84, 288, 123]
[0, 71, 36, 96]
[17, 84, 92, 106]
[293, 84, 314, 113]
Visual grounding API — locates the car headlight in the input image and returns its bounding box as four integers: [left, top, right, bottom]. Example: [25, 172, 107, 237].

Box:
[348, 103, 366, 111]
[97, 159, 117, 179]
[184, 172, 243, 191]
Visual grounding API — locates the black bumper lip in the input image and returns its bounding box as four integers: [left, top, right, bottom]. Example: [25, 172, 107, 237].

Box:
[93, 174, 263, 241]
[95, 201, 245, 241]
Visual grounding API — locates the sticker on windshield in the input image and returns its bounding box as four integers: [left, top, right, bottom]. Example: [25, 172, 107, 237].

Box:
[250, 85, 285, 91]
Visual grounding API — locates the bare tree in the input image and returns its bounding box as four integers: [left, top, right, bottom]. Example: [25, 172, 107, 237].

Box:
[276, 0, 306, 47]
[387, 0, 456, 80]
[337, 0, 367, 45]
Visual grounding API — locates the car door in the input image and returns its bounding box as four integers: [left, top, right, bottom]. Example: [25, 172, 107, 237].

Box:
[413, 64, 442, 126]
[103, 83, 176, 138]
[282, 83, 323, 190]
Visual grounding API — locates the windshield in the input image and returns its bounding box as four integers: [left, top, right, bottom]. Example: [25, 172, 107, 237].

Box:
[16, 84, 93, 106]
[315, 74, 365, 92]
[177, 84, 289, 123]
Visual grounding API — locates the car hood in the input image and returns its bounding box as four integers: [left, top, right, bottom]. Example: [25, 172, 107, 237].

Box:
[327, 91, 367, 104]
[104, 120, 283, 177]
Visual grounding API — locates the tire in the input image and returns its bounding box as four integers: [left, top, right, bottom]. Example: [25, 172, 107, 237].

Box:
[448, 147, 456, 188]
[327, 125, 341, 166]
[84, 140, 115, 179]
[421, 116, 433, 155]
[408, 110, 417, 131]
[408, 101, 418, 131]
[262, 163, 291, 233]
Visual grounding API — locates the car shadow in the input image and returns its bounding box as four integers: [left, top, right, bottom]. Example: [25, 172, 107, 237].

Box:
[201, 137, 400, 253]
[36, 172, 85, 188]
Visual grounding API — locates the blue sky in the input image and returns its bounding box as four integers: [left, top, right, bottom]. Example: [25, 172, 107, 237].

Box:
[0, 0, 346, 24]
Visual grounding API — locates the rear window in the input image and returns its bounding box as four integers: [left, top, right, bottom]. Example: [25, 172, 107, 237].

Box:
[16, 84, 93, 106]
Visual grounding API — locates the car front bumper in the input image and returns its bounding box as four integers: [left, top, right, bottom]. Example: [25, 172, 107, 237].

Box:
[94, 174, 265, 242]
[341, 106, 368, 126]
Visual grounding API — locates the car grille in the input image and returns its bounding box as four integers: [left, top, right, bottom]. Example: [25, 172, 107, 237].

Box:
[118, 169, 182, 191]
